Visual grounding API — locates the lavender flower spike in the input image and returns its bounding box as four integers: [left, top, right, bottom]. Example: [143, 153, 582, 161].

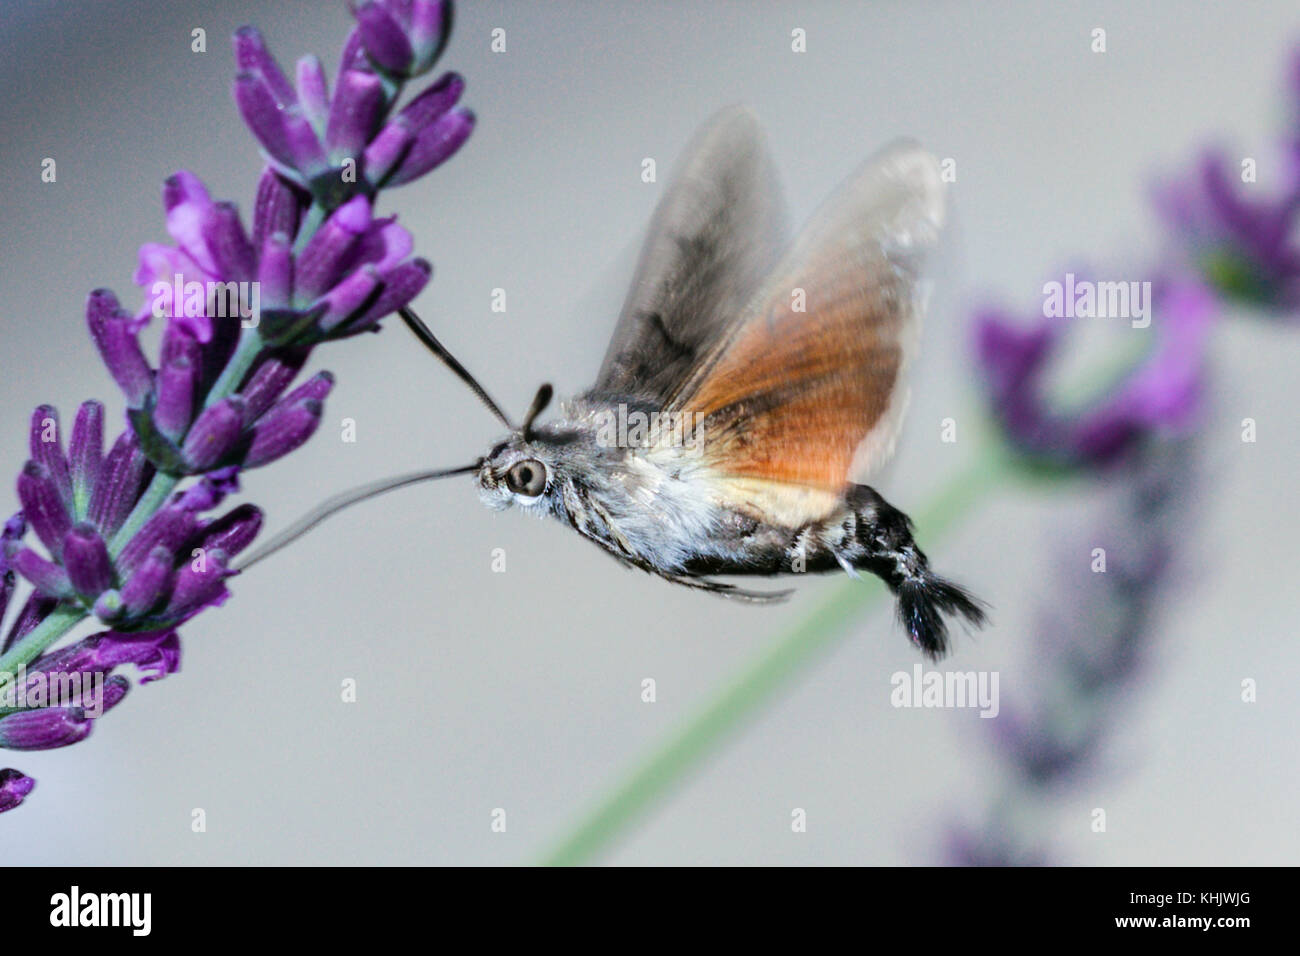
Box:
[2, 3, 472, 813]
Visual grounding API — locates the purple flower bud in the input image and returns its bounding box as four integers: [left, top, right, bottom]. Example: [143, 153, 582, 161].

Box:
[363, 120, 414, 186]
[202, 201, 257, 281]
[234, 72, 298, 171]
[284, 108, 330, 180]
[233, 26, 297, 107]
[296, 195, 372, 299]
[165, 548, 234, 621]
[181, 397, 247, 472]
[344, 258, 432, 334]
[87, 431, 150, 539]
[252, 169, 304, 250]
[408, 0, 451, 69]
[353, 218, 414, 274]
[9, 545, 73, 600]
[0, 768, 35, 814]
[86, 290, 154, 407]
[28, 406, 73, 515]
[198, 504, 264, 558]
[240, 348, 310, 420]
[296, 54, 330, 126]
[69, 401, 104, 516]
[120, 546, 174, 618]
[257, 231, 294, 310]
[93, 589, 124, 623]
[244, 399, 324, 468]
[154, 329, 202, 442]
[16, 461, 71, 560]
[276, 370, 336, 409]
[398, 71, 463, 129]
[326, 69, 385, 160]
[386, 107, 473, 187]
[116, 505, 201, 579]
[62, 524, 114, 600]
[318, 267, 382, 331]
[0, 707, 93, 751]
[354, 0, 415, 74]
[173, 467, 241, 513]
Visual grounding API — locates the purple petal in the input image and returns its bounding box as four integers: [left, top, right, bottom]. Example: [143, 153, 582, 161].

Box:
[162, 171, 219, 274]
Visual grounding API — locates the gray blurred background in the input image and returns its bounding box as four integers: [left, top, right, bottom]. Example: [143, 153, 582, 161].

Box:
[1, 0, 1296, 864]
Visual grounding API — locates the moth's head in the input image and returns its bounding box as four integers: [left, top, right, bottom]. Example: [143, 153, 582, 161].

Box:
[477, 433, 559, 512]
[475, 384, 571, 513]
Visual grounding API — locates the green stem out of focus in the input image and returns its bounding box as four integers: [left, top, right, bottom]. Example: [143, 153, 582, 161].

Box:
[538, 434, 1014, 866]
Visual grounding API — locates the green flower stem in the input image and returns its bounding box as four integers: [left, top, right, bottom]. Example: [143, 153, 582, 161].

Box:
[107, 471, 179, 558]
[538, 436, 1014, 866]
[0, 604, 88, 685]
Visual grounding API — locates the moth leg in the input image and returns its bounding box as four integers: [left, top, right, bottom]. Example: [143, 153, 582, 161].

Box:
[653, 571, 795, 604]
[577, 527, 793, 604]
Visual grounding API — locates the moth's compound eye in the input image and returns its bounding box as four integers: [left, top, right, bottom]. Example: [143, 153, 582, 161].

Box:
[505, 459, 547, 498]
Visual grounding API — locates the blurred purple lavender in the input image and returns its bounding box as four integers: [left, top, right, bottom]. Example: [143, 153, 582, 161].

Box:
[0, 0, 470, 813]
[953, 43, 1300, 863]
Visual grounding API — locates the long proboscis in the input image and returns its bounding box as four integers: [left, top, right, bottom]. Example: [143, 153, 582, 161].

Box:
[234, 463, 481, 572]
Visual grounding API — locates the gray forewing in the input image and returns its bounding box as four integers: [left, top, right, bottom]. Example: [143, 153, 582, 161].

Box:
[591, 106, 788, 404]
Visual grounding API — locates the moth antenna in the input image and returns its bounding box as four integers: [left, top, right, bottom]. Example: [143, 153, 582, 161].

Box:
[400, 307, 514, 430]
[234, 463, 481, 571]
[521, 384, 553, 441]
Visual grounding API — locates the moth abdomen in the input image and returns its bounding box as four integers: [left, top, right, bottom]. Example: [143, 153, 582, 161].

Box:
[843, 485, 987, 659]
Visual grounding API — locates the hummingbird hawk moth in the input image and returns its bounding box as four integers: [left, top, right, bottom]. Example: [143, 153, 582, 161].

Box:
[244, 107, 986, 658]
